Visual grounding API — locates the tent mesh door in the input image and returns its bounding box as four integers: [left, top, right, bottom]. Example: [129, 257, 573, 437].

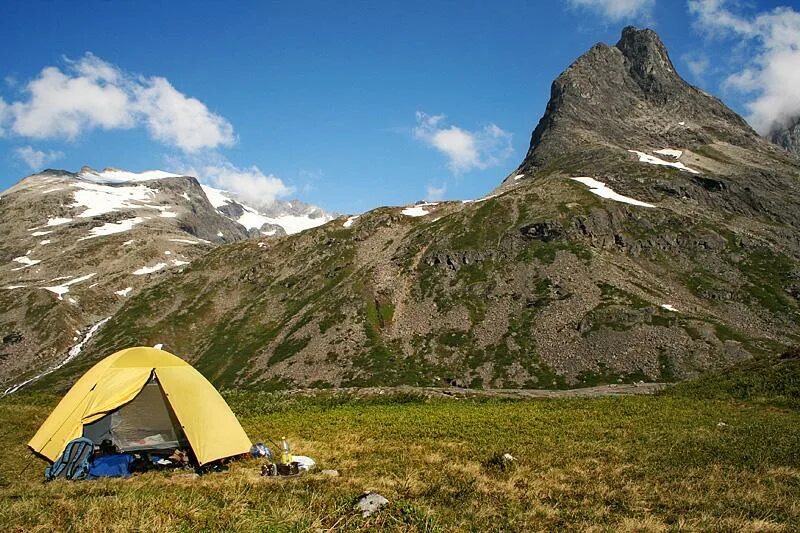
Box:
[83, 374, 187, 452]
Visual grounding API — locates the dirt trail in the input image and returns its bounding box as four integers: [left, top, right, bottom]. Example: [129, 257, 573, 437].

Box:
[279, 382, 668, 400]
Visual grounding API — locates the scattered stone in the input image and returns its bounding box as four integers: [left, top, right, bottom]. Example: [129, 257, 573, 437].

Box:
[485, 452, 517, 472]
[355, 491, 389, 517]
[2, 332, 23, 344]
[717, 421, 728, 428]
[321, 469, 339, 477]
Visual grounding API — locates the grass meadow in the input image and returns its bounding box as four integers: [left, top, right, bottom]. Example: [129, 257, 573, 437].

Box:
[0, 356, 798, 531]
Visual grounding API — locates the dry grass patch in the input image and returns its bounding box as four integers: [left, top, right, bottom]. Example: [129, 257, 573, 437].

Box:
[0, 392, 798, 531]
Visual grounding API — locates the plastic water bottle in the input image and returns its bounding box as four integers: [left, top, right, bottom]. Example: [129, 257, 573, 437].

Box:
[280, 437, 292, 464]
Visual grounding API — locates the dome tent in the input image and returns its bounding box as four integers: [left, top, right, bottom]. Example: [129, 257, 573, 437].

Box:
[29, 347, 251, 465]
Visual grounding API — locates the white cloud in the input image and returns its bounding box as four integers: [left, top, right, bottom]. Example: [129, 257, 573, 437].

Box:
[133, 78, 235, 152]
[14, 146, 64, 170]
[683, 52, 710, 80]
[425, 183, 447, 201]
[689, 0, 800, 133]
[566, 0, 654, 21]
[413, 112, 513, 173]
[5, 53, 235, 152]
[171, 153, 293, 205]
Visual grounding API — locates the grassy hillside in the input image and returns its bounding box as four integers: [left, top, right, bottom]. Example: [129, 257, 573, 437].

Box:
[1, 385, 798, 531]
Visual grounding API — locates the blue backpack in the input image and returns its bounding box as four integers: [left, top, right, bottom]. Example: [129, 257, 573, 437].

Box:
[45, 437, 95, 481]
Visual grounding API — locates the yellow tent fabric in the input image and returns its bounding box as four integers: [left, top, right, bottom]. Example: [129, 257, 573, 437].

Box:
[29, 347, 251, 465]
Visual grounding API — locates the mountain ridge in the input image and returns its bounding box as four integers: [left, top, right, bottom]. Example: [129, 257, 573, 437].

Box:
[4, 26, 800, 393]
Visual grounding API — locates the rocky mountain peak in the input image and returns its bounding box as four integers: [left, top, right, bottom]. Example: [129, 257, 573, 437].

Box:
[768, 116, 800, 157]
[615, 26, 679, 97]
[515, 26, 757, 176]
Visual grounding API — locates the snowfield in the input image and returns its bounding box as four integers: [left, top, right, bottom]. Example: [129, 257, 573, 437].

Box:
[629, 150, 700, 174]
[79, 217, 144, 240]
[571, 177, 655, 208]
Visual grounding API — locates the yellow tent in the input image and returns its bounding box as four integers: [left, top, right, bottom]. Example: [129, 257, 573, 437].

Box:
[29, 347, 251, 465]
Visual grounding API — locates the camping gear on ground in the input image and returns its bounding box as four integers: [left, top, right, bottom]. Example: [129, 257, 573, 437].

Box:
[29, 346, 252, 468]
[260, 437, 315, 477]
[87, 453, 134, 478]
[44, 437, 95, 481]
[280, 437, 292, 464]
[250, 443, 271, 459]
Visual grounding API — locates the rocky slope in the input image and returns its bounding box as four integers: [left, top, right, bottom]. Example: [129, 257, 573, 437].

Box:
[0, 168, 253, 389]
[9, 27, 800, 393]
[769, 116, 800, 157]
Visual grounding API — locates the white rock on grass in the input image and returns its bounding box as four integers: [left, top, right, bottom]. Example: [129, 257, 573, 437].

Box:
[355, 492, 389, 517]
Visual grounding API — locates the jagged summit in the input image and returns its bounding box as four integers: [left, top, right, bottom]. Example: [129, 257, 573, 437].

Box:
[769, 116, 800, 157]
[516, 26, 756, 176]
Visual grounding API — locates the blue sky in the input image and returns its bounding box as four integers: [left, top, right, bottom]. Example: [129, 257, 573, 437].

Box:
[1, 0, 797, 214]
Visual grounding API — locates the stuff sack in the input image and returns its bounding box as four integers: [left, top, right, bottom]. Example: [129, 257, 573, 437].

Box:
[87, 453, 135, 478]
[44, 437, 95, 481]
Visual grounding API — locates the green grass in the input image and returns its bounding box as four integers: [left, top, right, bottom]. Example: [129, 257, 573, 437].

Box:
[0, 386, 798, 531]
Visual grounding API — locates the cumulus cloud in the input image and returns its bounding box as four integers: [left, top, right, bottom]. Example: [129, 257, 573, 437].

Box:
[425, 183, 447, 201]
[171, 153, 292, 205]
[413, 112, 513, 173]
[566, 0, 654, 21]
[5, 53, 235, 152]
[688, 0, 800, 133]
[14, 146, 64, 170]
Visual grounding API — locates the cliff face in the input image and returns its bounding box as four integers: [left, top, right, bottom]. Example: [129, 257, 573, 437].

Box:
[769, 116, 800, 157]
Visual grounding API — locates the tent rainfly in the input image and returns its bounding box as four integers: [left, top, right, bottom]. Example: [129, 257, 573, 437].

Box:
[29, 346, 251, 465]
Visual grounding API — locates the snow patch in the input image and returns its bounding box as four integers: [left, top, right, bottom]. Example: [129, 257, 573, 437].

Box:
[401, 203, 438, 217]
[653, 149, 683, 159]
[571, 177, 655, 208]
[3, 284, 27, 290]
[678, 121, 686, 126]
[201, 185, 230, 209]
[79, 168, 182, 183]
[513, 173, 525, 181]
[132, 263, 167, 275]
[3, 317, 111, 395]
[71, 181, 158, 218]
[46, 217, 73, 226]
[12, 255, 41, 268]
[122, 239, 135, 246]
[168, 238, 206, 245]
[31, 230, 52, 236]
[464, 194, 499, 204]
[172, 260, 189, 267]
[343, 215, 359, 228]
[39, 239, 51, 245]
[115, 287, 133, 297]
[629, 150, 699, 174]
[43, 273, 97, 300]
[79, 217, 144, 240]
[661, 304, 678, 312]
